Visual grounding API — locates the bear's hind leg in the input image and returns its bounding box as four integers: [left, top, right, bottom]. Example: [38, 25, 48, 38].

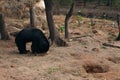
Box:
[31, 41, 38, 53]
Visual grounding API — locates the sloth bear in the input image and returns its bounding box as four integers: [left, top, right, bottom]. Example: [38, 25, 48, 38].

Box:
[15, 28, 50, 54]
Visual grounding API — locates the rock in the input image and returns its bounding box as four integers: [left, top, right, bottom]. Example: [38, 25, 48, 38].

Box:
[70, 29, 81, 35]
[92, 29, 107, 37]
[34, 0, 45, 10]
[92, 48, 99, 52]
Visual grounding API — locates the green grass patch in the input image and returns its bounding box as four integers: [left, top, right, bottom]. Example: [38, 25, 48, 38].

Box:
[47, 67, 61, 74]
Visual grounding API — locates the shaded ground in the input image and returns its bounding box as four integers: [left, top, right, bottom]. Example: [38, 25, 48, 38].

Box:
[0, 15, 120, 80]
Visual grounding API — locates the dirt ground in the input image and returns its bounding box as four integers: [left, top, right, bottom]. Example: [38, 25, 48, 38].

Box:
[0, 15, 120, 80]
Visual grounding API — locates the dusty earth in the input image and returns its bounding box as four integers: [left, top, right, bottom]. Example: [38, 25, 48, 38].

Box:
[0, 15, 120, 80]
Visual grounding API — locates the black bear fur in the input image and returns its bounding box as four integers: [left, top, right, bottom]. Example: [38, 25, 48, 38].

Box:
[15, 28, 49, 54]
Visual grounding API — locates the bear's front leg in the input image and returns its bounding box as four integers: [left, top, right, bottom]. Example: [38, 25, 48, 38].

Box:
[17, 43, 29, 54]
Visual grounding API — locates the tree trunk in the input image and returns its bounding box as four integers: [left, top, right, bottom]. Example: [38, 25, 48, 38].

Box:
[116, 14, 120, 41]
[106, 0, 112, 7]
[88, 13, 95, 26]
[29, 4, 35, 27]
[94, 0, 100, 8]
[65, 2, 75, 39]
[44, 0, 67, 46]
[83, 0, 87, 7]
[0, 14, 10, 40]
[44, 0, 55, 42]
[97, 0, 100, 6]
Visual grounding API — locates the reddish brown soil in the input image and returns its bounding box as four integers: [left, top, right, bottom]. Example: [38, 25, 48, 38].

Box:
[0, 15, 120, 80]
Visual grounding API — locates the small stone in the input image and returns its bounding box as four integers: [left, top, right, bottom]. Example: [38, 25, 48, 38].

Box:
[92, 48, 99, 52]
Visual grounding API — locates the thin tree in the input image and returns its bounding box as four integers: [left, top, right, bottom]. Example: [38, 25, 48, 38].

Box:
[88, 13, 95, 26]
[29, 3, 35, 27]
[97, 0, 101, 6]
[0, 14, 10, 40]
[116, 14, 120, 40]
[83, 0, 87, 7]
[44, 0, 67, 46]
[10, 3, 36, 37]
[94, 0, 100, 8]
[65, 2, 75, 39]
[106, 0, 112, 7]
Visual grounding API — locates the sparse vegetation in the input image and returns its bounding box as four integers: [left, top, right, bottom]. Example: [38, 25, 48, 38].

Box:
[58, 26, 65, 33]
[47, 67, 61, 74]
[101, 46, 107, 49]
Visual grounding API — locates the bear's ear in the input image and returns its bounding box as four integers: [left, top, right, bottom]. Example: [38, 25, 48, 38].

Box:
[10, 32, 19, 37]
